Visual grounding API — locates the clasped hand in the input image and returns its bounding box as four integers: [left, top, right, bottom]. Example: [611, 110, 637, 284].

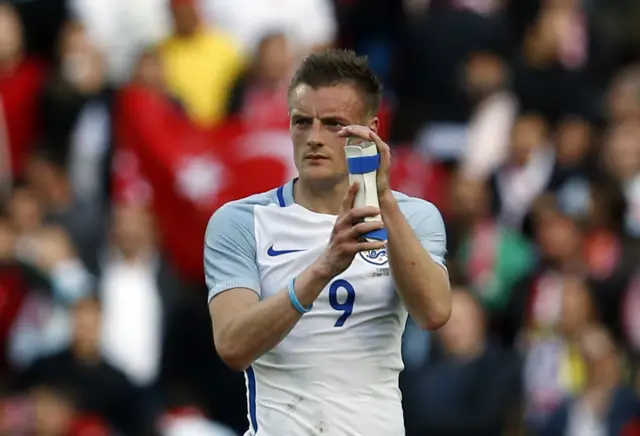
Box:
[318, 182, 386, 278]
[317, 125, 393, 278]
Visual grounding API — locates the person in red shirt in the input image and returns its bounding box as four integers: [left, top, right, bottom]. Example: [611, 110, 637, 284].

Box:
[0, 3, 46, 179]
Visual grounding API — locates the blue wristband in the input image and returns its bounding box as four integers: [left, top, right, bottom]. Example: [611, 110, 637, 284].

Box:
[288, 278, 312, 314]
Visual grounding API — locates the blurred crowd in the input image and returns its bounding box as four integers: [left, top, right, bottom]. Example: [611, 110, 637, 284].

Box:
[1, 0, 640, 434]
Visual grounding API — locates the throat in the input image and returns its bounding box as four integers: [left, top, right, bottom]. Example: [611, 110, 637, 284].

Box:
[294, 178, 348, 215]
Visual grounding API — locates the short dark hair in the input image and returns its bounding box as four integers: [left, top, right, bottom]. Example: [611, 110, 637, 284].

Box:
[288, 49, 383, 116]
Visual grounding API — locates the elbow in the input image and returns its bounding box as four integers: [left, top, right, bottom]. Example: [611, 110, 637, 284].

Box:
[417, 301, 452, 331]
[214, 337, 252, 372]
[419, 314, 450, 331]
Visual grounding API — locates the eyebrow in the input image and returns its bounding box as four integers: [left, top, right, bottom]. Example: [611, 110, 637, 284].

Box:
[321, 116, 350, 125]
[290, 112, 350, 124]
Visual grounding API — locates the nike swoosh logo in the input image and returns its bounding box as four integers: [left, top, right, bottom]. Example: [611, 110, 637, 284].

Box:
[267, 245, 305, 257]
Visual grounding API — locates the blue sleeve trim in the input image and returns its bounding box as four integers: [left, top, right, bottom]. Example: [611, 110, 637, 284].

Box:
[246, 366, 258, 432]
[276, 185, 286, 207]
[347, 154, 380, 174]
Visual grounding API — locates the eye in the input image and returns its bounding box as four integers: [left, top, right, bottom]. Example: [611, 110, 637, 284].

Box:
[325, 120, 345, 129]
[294, 118, 311, 126]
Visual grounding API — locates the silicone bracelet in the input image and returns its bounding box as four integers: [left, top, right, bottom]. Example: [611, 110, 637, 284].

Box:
[288, 278, 312, 314]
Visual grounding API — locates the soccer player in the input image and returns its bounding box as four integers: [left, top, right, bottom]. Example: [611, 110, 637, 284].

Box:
[205, 49, 451, 435]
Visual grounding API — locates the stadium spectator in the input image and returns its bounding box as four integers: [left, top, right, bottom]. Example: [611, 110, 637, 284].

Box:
[523, 275, 599, 432]
[159, 0, 244, 126]
[541, 326, 640, 436]
[390, 0, 508, 144]
[131, 46, 181, 109]
[6, 225, 93, 371]
[29, 383, 109, 436]
[488, 113, 555, 231]
[0, 2, 46, 180]
[449, 172, 536, 347]
[602, 121, 640, 238]
[514, 0, 601, 121]
[607, 66, 640, 123]
[460, 51, 518, 181]
[0, 216, 28, 382]
[16, 296, 148, 434]
[402, 288, 522, 436]
[25, 146, 105, 275]
[39, 20, 113, 207]
[226, 32, 293, 128]
[99, 204, 183, 400]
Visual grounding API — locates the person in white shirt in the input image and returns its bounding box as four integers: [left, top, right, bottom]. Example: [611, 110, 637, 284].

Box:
[204, 49, 451, 435]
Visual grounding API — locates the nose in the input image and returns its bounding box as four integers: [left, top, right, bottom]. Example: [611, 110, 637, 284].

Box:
[307, 119, 324, 149]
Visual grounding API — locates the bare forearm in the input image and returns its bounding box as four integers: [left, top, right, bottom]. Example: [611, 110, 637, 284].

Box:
[380, 192, 451, 330]
[215, 262, 332, 370]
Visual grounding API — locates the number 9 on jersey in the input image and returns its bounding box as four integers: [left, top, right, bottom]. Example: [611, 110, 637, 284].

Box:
[329, 279, 355, 327]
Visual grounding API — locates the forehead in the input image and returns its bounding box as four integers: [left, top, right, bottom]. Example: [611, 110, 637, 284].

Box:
[289, 84, 366, 120]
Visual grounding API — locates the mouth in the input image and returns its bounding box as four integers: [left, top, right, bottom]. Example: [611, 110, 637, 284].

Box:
[305, 154, 329, 161]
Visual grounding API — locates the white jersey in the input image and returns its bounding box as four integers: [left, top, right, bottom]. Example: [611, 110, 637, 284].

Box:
[204, 179, 447, 436]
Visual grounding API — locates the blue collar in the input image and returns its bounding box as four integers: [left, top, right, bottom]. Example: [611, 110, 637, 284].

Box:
[276, 179, 296, 207]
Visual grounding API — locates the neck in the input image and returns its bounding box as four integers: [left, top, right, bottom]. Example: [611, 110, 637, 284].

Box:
[558, 252, 584, 272]
[73, 343, 100, 365]
[118, 245, 154, 263]
[0, 53, 23, 76]
[294, 177, 349, 215]
[176, 24, 201, 39]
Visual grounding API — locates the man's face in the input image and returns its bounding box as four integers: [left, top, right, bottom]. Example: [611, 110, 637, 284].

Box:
[438, 290, 484, 357]
[171, 3, 199, 37]
[0, 5, 22, 65]
[257, 34, 291, 84]
[289, 83, 377, 186]
[509, 115, 546, 166]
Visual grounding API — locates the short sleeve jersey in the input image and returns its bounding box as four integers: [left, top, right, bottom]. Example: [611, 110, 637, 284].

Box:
[204, 179, 447, 436]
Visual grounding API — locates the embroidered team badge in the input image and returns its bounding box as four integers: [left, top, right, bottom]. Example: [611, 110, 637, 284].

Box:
[359, 248, 389, 266]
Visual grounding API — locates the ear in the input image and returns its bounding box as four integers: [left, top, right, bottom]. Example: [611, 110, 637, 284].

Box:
[367, 117, 380, 134]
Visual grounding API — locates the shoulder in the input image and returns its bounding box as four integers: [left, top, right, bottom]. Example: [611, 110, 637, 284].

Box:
[392, 191, 444, 223]
[101, 360, 135, 386]
[206, 188, 280, 232]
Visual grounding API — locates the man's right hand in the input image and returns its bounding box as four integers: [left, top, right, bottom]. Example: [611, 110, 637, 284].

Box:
[316, 182, 386, 278]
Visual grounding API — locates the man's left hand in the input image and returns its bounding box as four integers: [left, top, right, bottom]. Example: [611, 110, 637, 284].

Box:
[338, 126, 392, 198]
